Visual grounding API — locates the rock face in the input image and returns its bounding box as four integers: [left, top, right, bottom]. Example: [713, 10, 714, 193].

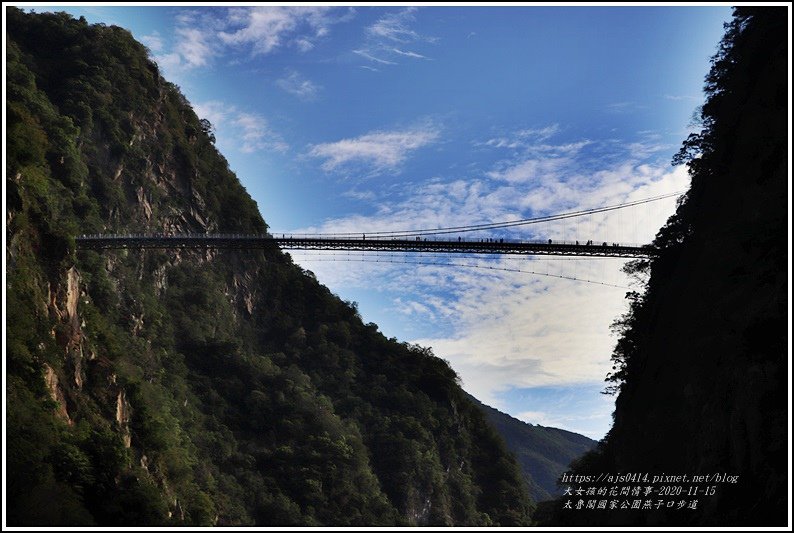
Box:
[115, 389, 132, 448]
[64, 267, 81, 326]
[6, 8, 533, 527]
[43, 363, 72, 425]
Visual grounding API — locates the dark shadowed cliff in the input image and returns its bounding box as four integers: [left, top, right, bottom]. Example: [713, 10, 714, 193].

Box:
[5, 8, 534, 526]
[537, 7, 789, 526]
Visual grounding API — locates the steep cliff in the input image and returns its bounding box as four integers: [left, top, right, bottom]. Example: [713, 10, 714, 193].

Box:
[5, 9, 533, 526]
[537, 7, 788, 526]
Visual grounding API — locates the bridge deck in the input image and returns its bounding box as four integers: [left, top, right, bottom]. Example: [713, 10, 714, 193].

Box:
[76, 234, 652, 258]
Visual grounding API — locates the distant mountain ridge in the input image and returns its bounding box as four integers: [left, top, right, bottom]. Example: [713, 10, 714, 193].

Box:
[467, 394, 596, 503]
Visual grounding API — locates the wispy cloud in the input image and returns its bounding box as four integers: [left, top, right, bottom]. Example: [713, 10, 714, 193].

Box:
[517, 124, 560, 141]
[394, 297, 437, 320]
[392, 48, 429, 59]
[605, 101, 647, 113]
[289, 133, 689, 424]
[140, 31, 163, 53]
[664, 94, 700, 101]
[153, 10, 222, 72]
[356, 7, 435, 69]
[367, 7, 423, 43]
[487, 157, 571, 184]
[192, 101, 231, 126]
[353, 49, 396, 65]
[294, 37, 315, 52]
[308, 123, 440, 173]
[276, 70, 321, 100]
[219, 6, 345, 55]
[235, 113, 288, 153]
[175, 26, 215, 68]
[483, 138, 523, 149]
[627, 141, 670, 160]
[479, 124, 562, 150]
[153, 7, 352, 75]
[193, 100, 288, 154]
[482, 131, 592, 188]
[342, 188, 378, 201]
[411, 275, 633, 403]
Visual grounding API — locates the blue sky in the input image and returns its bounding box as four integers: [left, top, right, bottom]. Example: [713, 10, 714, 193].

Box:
[31, 4, 732, 439]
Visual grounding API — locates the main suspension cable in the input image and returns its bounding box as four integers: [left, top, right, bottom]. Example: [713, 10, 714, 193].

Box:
[278, 190, 684, 238]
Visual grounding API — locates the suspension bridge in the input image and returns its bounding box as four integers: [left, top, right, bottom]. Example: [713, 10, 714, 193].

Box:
[75, 234, 651, 258]
[75, 192, 679, 259]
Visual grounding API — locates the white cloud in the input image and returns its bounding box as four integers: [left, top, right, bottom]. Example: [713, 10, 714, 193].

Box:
[356, 7, 435, 68]
[353, 49, 396, 65]
[480, 124, 563, 150]
[392, 48, 428, 59]
[290, 126, 690, 438]
[664, 94, 699, 101]
[367, 7, 421, 43]
[288, 134, 690, 424]
[627, 141, 670, 160]
[153, 52, 183, 74]
[193, 101, 288, 154]
[140, 31, 163, 53]
[517, 124, 561, 141]
[154, 6, 351, 76]
[153, 11, 221, 73]
[308, 124, 440, 173]
[236, 113, 288, 153]
[276, 70, 321, 100]
[294, 38, 314, 52]
[218, 6, 340, 55]
[394, 297, 437, 320]
[174, 26, 214, 68]
[342, 189, 378, 201]
[482, 137, 593, 188]
[412, 274, 631, 403]
[192, 101, 231, 127]
[484, 138, 521, 149]
[487, 157, 570, 184]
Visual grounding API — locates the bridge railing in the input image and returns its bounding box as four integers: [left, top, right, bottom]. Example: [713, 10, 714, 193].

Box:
[75, 233, 648, 249]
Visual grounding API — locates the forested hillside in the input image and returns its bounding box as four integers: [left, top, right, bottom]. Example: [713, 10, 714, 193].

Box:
[5, 8, 533, 526]
[469, 395, 596, 503]
[537, 7, 788, 526]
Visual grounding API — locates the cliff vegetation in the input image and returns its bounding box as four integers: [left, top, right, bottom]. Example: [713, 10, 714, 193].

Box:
[537, 7, 788, 526]
[5, 8, 534, 526]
